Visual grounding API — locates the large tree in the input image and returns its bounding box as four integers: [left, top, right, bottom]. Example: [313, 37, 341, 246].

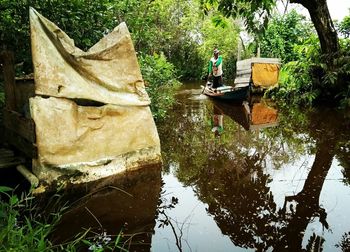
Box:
[290, 0, 339, 55]
[201, 0, 340, 56]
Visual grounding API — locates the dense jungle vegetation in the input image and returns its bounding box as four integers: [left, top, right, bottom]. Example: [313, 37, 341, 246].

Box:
[0, 0, 350, 250]
[1, 0, 349, 117]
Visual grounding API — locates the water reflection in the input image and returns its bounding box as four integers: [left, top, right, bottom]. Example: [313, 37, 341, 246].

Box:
[211, 106, 224, 137]
[273, 108, 350, 252]
[52, 164, 162, 251]
[202, 114, 339, 251]
[212, 99, 279, 131]
[45, 84, 350, 252]
[156, 84, 350, 251]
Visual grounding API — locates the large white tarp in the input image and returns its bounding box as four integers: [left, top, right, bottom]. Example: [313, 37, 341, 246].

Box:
[29, 8, 161, 184]
[30, 7, 150, 106]
[30, 96, 160, 167]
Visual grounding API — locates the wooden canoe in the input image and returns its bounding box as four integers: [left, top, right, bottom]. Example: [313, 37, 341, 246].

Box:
[202, 83, 250, 102]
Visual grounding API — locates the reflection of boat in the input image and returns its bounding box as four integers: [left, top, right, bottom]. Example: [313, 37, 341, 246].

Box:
[213, 99, 278, 130]
[250, 102, 278, 130]
[202, 82, 250, 102]
[211, 106, 224, 136]
[213, 101, 251, 130]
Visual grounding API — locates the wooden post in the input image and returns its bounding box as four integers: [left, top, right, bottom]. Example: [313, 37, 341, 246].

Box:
[1, 51, 17, 111]
[257, 45, 261, 58]
[16, 164, 39, 187]
[237, 39, 241, 61]
[1, 51, 37, 158]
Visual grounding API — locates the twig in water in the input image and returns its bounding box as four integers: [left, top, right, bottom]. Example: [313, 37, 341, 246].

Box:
[85, 207, 103, 230]
[67, 185, 134, 213]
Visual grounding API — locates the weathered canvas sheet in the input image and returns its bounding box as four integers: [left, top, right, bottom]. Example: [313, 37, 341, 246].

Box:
[30, 96, 160, 167]
[251, 63, 280, 88]
[29, 7, 150, 106]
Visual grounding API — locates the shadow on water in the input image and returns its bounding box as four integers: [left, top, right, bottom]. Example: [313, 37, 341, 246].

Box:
[49, 164, 162, 252]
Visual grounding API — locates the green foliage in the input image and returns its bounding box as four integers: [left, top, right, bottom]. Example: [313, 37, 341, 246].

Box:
[260, 10, 315, 63]
[338, 14, 350, 38]
[202, 0, 350, 107]
[139, 53, 181, 121]
[111, 0, 239, 80]
[0, 187, 127, 251]
[0, 187, 59, 251]
[0, 0, 241, 81]
[142, 0, 204, 79]
[267, 12, 350, 107]
[200, 0, 276, 38]
[268, 34, 321, 106]
[0, 0, 118, 74]
[198, 13, 239, 80]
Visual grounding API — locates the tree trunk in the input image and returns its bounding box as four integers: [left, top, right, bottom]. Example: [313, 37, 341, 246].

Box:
[291, 0, 339, 55]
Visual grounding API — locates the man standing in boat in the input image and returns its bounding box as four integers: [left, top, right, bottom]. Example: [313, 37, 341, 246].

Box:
[208, 48, 223, 89]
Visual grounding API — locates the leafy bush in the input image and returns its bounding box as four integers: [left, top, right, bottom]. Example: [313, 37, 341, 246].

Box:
[269, 32, 350, 107]
[0, 0, 118, 75]
[338, 14, 350, 38]
[139, 53, 181, 121]
[0, 91, 4, 107]
[262, 10, 350, 107]
[260, 10, 314, 63]
[0, 0, 238, 81]
[198, 14, 239, 81]
[268, 34, 321, 106]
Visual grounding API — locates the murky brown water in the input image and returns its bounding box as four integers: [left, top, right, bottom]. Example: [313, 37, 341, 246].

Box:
[54, 82, 350, 251]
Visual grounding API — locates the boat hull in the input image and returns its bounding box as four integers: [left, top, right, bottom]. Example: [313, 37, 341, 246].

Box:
[203, 85, 250, 102]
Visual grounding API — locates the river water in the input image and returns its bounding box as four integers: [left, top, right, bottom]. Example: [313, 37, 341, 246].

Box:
[53, 82, 350, 251]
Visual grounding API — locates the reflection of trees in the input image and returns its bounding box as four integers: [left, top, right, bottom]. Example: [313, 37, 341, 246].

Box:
[273, 133, 335, 251]
[337, 136, 350, 186]
[203, 155, 280, 250]
[156, 188, 189, 252]
[158, 94, 303, 184]
[157, 91, 350, 251]
[273, 108, 350, 251]
[336, 232, 350, 251]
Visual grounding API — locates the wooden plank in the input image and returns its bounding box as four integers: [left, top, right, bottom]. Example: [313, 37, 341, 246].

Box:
[0, 160, 25, 169]
[0, 156, 19, 163]
[250, 57, 281, 64]
[249, 122, 279, 130]
[235, 73, 251, 79]
[236, 58, 252, 70]
[14, 79, 35, 116]
[1, 51, 17, 111]
[234, 83, 250, 88]
[16, 165, 39, 187]
[236, 69, 252, 76]
[4, 128, 37, 158]
[217, 86, 235, 91]
[0, 148, 14, 157]
[236, 58, 281, 72]
[234, 77, 251, 85]
[0, 148, 25, 169]
[3, 109, 36, 143]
